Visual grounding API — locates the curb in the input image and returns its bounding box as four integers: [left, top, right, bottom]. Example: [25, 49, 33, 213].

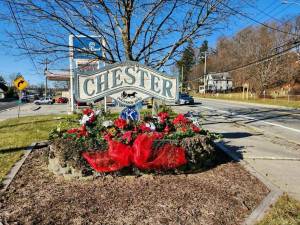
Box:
[213, 141, 283, 225]
[195, 97, 299, 110]
[0, 142, 36, 193]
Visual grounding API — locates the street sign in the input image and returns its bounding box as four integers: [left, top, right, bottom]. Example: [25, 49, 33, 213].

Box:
[13, 76, 28, 91]
[73, 36, 102, 59]
[74, 61, 178, 107]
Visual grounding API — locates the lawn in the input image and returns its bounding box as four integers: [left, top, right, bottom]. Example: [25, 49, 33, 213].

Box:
[0, 114, 78, 183]
[257, 194, 300, 225]
[193, 93, 300, 108]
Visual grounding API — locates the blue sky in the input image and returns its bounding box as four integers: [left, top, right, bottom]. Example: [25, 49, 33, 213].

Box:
[0, 0, 299, 85]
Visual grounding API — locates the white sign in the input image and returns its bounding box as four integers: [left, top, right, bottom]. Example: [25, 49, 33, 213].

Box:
[74, 61, 178, 106]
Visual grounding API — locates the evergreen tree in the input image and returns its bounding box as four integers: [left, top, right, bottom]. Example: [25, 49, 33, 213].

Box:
[199, 40, 208, 64]
[176, 40, 195, 89]
[0, 75, 8, 92]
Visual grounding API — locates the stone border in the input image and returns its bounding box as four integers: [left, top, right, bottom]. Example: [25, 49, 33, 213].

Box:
[213, 141, 283, 225]
[0, 143, 37, 193]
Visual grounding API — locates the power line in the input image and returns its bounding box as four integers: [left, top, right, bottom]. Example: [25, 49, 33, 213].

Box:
[219, 1, 299, 37]
[241, 0, 283, 24]
[185, 40, 300, 83]
[222, 41, 299, 73]
[6, 0, 40, 75]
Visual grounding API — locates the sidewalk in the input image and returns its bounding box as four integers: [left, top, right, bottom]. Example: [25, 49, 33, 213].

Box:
[202, 115, 300, 200]
[195, 97, 299, 110]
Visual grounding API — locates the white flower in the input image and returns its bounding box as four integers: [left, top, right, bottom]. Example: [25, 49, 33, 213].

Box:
[80, 114, 90, 125]
[95, 109, 102, 116]
[145, 122, 156, 131]
[102, 120, 113, 127]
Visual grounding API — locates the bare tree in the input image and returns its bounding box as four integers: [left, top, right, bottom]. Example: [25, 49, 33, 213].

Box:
[204, 20, 300, 94]
[1, 0, 236, 69]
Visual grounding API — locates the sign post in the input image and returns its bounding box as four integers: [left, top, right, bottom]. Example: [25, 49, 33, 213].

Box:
[13, 76, 29, 118]
[69, 35, 103, 113]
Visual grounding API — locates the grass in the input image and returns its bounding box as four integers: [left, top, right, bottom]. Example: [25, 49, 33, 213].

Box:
[257, 194, 300, 225]
[0, 114, 78, 183]
[193, 93, 300, 108]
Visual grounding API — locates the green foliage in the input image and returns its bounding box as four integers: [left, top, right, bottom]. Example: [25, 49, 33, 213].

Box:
[176, 40, 195, 87]
[158, 103, 175, 117]
[4, 86, 16, 98]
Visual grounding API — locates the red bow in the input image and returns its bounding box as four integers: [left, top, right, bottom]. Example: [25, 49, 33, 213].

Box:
[82, 133, 187, 172]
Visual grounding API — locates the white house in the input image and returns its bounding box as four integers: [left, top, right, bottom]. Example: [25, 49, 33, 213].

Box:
[0, 88, 5, 99]
[199, 72, 233, 93]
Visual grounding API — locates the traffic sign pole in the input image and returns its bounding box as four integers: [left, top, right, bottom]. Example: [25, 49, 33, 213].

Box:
[17, 91, 21, 118]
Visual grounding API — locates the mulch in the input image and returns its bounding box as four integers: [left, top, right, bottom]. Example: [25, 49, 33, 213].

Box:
[0, 147, 269, 225]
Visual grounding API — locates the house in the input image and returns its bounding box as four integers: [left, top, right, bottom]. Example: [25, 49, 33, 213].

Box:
[199, 72, 233, 93]
[0, 88, 5, 99]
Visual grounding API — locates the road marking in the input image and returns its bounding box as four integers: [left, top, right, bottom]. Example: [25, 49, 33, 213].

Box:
[245, 156, 300, 161]
[200, 106, 300, 134]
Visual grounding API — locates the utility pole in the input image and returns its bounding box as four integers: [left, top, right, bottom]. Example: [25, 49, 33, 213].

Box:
[44, 58, 48, 97]
[181, 65, 184, 92]
[203, 51, 207, 93]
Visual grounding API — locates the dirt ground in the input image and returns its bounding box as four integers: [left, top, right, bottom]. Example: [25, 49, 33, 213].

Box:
[0, 148, 269, 225]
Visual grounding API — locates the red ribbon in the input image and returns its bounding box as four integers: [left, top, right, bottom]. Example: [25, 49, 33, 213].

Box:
[82, 133, 187, 172]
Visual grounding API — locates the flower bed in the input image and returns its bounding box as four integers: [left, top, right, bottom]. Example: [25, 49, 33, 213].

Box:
[49, 108, 217, 177]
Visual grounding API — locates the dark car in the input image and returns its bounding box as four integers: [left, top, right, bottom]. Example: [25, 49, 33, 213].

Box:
[20, 96, 30, 103]
[176, 93, 194, 105]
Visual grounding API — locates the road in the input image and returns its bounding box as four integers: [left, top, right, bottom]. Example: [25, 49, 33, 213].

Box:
[173, 98, 300, 200]
[175, 98, 300, 145]
[0, 100, 18, 112]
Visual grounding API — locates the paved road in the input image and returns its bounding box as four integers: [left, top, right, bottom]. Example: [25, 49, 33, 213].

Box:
[0, 103, 70, 121]
[173, 98, 300, 200]
[175, 98, 300, 145]
[0, 100, 18, 112]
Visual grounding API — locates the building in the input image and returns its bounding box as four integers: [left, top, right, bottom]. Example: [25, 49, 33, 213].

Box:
[0, 88, 4, 99]
[199, 72, 233, 93]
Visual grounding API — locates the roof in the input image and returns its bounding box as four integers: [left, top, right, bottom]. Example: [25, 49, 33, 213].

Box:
[208, 72, 232, 80]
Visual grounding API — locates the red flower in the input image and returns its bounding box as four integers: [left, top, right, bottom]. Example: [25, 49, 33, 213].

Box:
[173, 114, 189, 125]
[78, 125, 88, 137]
[67, 128, 78, 134]
[191, 124, 201, 133]
[82, 108, 94, 115]
[88, 114, 96, 123]
[181, 127, 187, 132]
[152, 132, 164, 139]
[158, 112, 169, 123]
[139, 123, 151, 132]
[122, 131, 133, 143]
[114, 118, 127, 129]
[104, 133, 112, 141]
[164, 125, 170, 133]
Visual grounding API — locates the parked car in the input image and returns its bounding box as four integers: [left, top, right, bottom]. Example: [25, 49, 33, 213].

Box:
[56, 97, 68, 104]
[34, 97, 53, 105]
[75, 100, 87, 106]
[176, 93, 194, 105]
[21, 96, 30, 103]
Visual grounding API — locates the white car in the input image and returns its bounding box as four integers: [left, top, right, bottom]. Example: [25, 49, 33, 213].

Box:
[34, 97, 53, 105]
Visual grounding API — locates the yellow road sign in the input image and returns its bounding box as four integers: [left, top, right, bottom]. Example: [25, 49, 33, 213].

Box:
[13, 76, 28, 91]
